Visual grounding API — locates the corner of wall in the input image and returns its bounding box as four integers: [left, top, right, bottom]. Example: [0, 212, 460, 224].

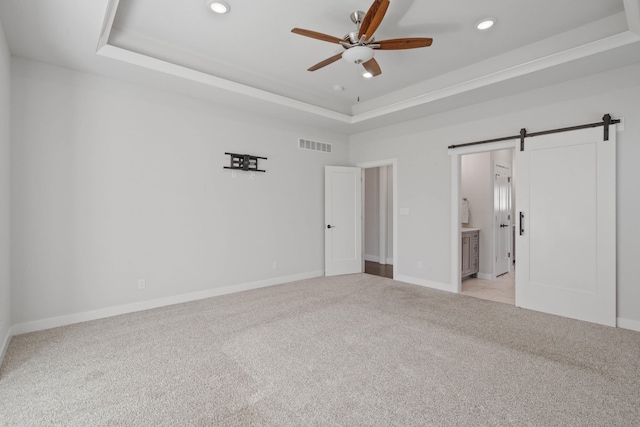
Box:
[0, 17, 11, 370]
[1, 326, 14, 368]
[617, 317, 640, 332]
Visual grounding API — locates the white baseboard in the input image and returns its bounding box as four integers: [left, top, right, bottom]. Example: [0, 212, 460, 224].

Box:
[1, 325, 14, 368]
[395, 275, 454, 293]
[386, 257, 394, 265]
[617, 317, 640, 332]
[11, 270, 324, 336]
[477, 272, 494, 280]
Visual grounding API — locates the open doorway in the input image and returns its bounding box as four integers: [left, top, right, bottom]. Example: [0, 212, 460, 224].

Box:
[450, 122, 616, 325]
[358, 159, 397, 280]
[459, 149, 515, 304]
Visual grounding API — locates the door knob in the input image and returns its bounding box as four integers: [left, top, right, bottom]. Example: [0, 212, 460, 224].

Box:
[327, 224, 335, 229]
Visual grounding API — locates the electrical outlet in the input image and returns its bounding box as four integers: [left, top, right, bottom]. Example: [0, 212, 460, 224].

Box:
[231, 170, 237, 178]
[272, 261, 278, 270]
[417, 261, 423, 269]
[138, 279, 146, 289]
[250, 172, 256, 180]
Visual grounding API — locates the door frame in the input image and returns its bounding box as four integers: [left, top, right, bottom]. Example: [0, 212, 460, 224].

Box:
[357, 159, 398, 280]
[450, 141, 517, 293]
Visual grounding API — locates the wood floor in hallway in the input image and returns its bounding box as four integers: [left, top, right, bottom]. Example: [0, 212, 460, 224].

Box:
[364, 261, 393, 279]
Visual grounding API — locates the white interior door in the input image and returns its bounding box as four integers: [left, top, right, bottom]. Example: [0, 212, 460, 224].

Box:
[516, 126, 616, 326]
[325, 166, 362, 276]
[494, 162, 512, 276]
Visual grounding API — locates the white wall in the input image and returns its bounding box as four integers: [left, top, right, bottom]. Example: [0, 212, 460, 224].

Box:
[0, 20, 11, 357]
[386, 165, 393, 263]
[364, 166, 393, 264]
[10, 58, 349, 326]
[364, 168, 380, 260]
[350, 63, 640, 326]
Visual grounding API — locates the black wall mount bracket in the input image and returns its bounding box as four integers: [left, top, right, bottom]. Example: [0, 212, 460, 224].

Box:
[224, 152, 267, 173]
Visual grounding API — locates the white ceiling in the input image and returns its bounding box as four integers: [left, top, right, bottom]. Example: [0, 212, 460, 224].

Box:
[1, 0, 640, 133]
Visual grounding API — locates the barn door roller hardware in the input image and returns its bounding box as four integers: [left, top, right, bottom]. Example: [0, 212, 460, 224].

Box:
[448, 114, 620, 151]
[224, 152, 267, 172]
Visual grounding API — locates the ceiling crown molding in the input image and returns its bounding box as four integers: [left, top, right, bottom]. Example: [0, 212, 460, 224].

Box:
[97, 0, 640, 128]
[624, 0, 640, 34]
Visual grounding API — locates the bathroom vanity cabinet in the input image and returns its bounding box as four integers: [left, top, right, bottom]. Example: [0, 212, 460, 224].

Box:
[462, 228, 479, 278]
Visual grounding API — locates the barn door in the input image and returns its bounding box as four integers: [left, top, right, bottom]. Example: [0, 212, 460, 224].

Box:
[515, 126, 616, 326]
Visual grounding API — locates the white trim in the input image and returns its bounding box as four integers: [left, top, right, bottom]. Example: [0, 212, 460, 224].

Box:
[451, 155, 461, 292]
[477, 273, 495, 281]
[96, 0, 349, 123]
[386, 257, 394, 265]
[97, 0, 120, 51]
[96, 45, 352, 124]
[1, 325, 14, 368]
[350, 32, 640, 123]
[450, 141, 519, 294]
[396, 275, 454, 293]
[617, 317, 640, 332]
[379, 166, 388, 266]
[624, 0, 640, 35]
[357, 159, 398, 280]
[11, 270, 324, 336]
[96, 0, 640, 125]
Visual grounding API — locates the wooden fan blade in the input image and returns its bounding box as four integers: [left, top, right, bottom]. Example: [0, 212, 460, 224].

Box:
[291, 28, 343, 44]
[358, 0, 390, 39]
[376, 38, 433, 50]
[363, 58, 382, 76]
[308, 53, 344, 71]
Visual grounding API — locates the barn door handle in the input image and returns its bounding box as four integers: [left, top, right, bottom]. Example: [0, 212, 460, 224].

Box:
[519, 212, 525, 235]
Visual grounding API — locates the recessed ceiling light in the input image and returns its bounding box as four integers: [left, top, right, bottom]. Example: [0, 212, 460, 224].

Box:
[476, 18, 495, 30]
[362, 72, 373, 79]
[207, 0, 230, 14]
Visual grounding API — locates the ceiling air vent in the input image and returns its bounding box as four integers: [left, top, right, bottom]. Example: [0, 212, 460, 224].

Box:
[299, 138, 332, 153]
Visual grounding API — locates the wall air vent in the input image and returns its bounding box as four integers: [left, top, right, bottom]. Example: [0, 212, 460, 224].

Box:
[299, 138, 332, 153]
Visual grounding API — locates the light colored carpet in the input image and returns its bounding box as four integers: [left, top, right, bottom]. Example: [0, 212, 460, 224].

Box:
[1, 274, 639, 426]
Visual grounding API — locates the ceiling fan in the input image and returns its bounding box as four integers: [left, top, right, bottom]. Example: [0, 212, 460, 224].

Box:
[291, 0, 433, 77]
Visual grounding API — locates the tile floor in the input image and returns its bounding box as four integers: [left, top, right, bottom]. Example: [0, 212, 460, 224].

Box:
[461, 268, 515, 305]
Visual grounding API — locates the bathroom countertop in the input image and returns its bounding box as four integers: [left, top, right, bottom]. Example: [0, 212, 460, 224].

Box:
[461, 228, 480, 232]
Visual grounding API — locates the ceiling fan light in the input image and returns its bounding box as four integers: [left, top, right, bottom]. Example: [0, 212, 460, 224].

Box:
[476, 18, 495, 30]
[362, 72, 373, 79]
[208, 0, 230, 14]
[342, 46, 374, 64]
